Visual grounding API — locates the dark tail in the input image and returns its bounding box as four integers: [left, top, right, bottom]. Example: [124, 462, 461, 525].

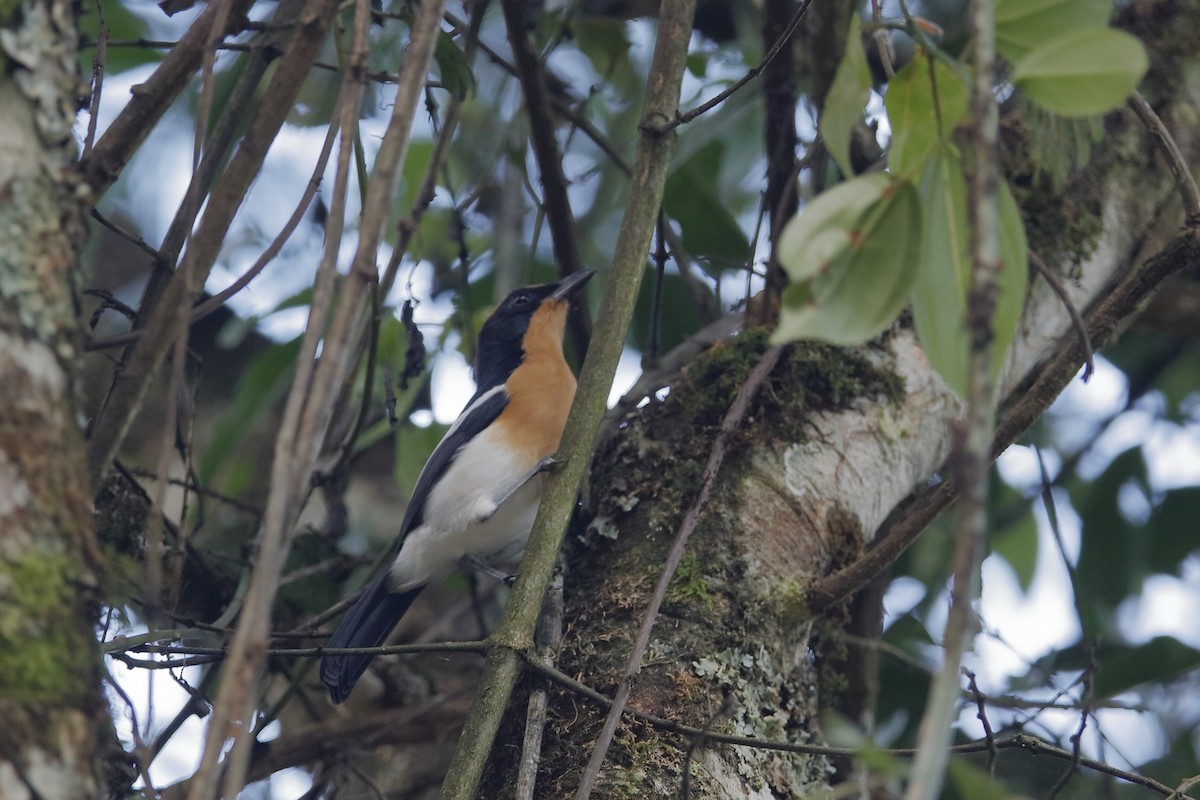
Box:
[320, 573, 422, 704]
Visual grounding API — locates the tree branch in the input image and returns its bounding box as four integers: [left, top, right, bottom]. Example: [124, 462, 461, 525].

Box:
[499, 0, 591, 355]
[435, 1, 699, 795]
[84, 0, 343, 490]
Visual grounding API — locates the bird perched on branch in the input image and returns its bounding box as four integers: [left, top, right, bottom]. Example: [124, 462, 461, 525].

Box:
[320, 270, 595, 704]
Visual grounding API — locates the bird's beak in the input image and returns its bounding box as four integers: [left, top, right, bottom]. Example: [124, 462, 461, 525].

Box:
[549, 269, 595, 302]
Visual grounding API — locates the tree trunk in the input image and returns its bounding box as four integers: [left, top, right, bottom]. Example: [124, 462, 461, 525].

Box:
[486, 7, 1200, 794]
[0, 0, 111, 797]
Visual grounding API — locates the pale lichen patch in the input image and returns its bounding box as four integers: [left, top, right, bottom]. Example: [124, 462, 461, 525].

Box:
[0, 450, 30, 517]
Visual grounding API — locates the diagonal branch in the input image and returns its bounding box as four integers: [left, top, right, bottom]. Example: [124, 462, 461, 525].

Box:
[80, 0, 254, 194]
[434, 1, 700, 796]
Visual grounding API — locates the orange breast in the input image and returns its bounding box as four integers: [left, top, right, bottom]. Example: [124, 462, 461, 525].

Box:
[495, 301, 577, 463]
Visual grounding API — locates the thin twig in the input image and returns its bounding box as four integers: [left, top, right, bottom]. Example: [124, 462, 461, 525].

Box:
[516, 570, 565, 800]
[1128, 92, 1200, 225]
[183, 0, 383, 796]
[437, 0, 699, 794]
[500, 0, 591, 356]
[83, 0, 107, 158]
[88, 208, 165, 262]
[679, 698, 733, 800]
[84, 0, 340, 491]
[575, 346, 784, 799]
[666, 0, 813, 131]
[1029, 250, 1094, 382]
[964, 670, 997, 775]
[904, 0, 1001, 794]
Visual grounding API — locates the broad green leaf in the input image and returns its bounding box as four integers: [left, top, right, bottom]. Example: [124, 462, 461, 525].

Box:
[995, 180, 1030, 382]
[575, 17, 633, 77]
[1147, 486, 1200, 574]
[776, 173, 892, 282]
[78, 2, 157, 73]
[199, 338, 301, 487]
[663, 141, 751, 262]
[884, 55, 970, 176]
[434, 30, 475, 99]
[910, 145, 1028, 398]
[631, 268, 707, 354]
[912, 145, 971, 396]
[1071, 447, 1146, 635]
[399, 140, 435, 213]
[819, 15, 871, 177]
[991, 509, 1039, 593]
[773, 179, 922, 345]
[1092, 637, 1200, 698]
[996, 0, 1110, 62]
[1011, 28, 1149, 118]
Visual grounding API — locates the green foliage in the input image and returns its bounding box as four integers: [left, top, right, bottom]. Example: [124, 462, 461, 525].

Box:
[884, 56, 969, 176]
[662, 141, 751, 264]
[199, 337, 301, 492]
[394, 420, 448, 499]
[1011, 28, 1149, 118]
[947, 758, 1014, 800]
[434, 30, 475, 99]
[820, 15, 872, 178]
[774, 177, 923, 345]
[913, 147, 1027, 399]
[995, 0, 1111, 62]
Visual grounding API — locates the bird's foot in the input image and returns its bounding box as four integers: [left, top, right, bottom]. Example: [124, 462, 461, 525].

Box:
[458, 555, 516, 584]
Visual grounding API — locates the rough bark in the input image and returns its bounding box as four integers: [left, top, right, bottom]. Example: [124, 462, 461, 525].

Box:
[0, 0, 110, 797]
[511, 5, 1200, 797]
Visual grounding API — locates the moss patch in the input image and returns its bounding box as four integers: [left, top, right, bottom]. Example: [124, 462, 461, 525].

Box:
[0, 551, 93, 704]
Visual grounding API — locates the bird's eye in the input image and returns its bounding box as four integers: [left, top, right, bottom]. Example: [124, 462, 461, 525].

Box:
[512, 292, 532, 308]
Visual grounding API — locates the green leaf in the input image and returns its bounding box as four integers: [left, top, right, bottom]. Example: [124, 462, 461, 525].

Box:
[819, 14, 871, 177]
[776, 173, 892, 282]
[910, 145, 1028, 398]
[1071, 447, 1146, 635]
[912, 145, 971, 396]
[1011, 28, 1149, 118]
[394, 421, 448, 499]
[79, 2, 157, 73]
[1146, 487, 1200, 574]
[996, 0, 1111, 62]
[199, 338, 301, 488]
[1093, 637, 1200, 698]
[434, 30, 475, 99]
[574, 17, 633, 77]
[948, 758, 1015, 800]
[995, 179, 1030, 381]
[399, 140, 434, 213]
[773, 179, 923, 345]
[663, 141, 751, 262]
[631, 267, 707, 354]
[991, 508, 1039, 593]
[884, 54, 970, 176]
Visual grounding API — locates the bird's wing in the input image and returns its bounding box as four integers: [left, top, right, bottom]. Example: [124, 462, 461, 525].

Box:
[394, 384, 510, 541]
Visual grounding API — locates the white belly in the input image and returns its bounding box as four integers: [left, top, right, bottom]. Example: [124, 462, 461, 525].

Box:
[388, 425, 547, 591]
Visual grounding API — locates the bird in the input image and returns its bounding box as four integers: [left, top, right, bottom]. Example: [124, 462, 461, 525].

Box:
[320, 269, 595, 704]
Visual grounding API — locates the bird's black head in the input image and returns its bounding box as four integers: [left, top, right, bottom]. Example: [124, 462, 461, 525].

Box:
[473, 270, 594, 392]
